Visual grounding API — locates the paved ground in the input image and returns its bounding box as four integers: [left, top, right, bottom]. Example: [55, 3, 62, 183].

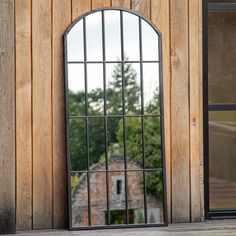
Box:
[12, 220, 236, 236]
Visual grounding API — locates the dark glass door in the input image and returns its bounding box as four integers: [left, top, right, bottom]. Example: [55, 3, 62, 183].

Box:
[204, 0, 236, 218]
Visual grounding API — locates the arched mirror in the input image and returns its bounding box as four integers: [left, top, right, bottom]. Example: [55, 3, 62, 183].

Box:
[64, 8, 167, 230]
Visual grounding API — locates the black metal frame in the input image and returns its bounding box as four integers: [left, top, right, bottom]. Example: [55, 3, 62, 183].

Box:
[64, 7, 167, 230]
[203, 0, 236, 219]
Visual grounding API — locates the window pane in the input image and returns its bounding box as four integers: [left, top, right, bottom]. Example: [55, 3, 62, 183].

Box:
[127, 171, 145, 224]
[69, 118, 87, 171]
[107, 117, 124, 171]
[86, 12, 103, 61]
[68, 64, 85, 115]
[208, 12, 236, 103]
[90, 172, 107, 225]
[67, 21, 84, 61]
[143, 63, 160, 114]
[124, 63, 141, 114]
[144, 117, 162, 169]
[88, 118, 105, 170]
[105, 10, 121, 61]
[209, 111, 236, 209]
[71, 173, 89, 227]
[87, 64, 104, 115]
[145, 171, 164, 224]
[142, 19, 159, 61]
[123, 12, 140, 61]
[126, 117, 143, 169]
[106, 63, 123, 115]
[108, 171, 127, 224]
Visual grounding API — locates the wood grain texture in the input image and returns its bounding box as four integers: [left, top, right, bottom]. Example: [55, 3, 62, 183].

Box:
[16, 0, 32, 230]
[13, 0, 206, 228]
[72, 0, 91, 21]
[52, 0, 71, 228]
[170, 0, 190, 223]
[112, 0, 131, 8]
[151, 0, 171, 223]
[189, 0, 201, 222]
[8, 220, 236, 236]
[92, 0, 111, 9]
[32, 0, 52, 229]
[131, 0, 150, 19]
[0, 0, 15, 234]
[198, 0, 205, 222]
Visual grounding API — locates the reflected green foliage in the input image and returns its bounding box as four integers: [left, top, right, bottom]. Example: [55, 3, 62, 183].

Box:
[69, 119, 86, 171]
[118, 111, 162, 197]
[107, 61, 140, 115]
[68, 61, 162, 197]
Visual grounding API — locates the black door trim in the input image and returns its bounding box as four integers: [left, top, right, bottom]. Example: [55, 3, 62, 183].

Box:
[203, 0, 236, 220]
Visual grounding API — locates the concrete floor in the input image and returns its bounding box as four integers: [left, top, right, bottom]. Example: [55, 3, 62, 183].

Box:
[12, 220, 236, 236]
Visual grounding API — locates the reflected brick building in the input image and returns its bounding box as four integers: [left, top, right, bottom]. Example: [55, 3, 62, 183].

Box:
[72, 158, 163, 226]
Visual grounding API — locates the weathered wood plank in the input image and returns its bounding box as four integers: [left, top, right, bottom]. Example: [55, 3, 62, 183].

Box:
[151, 0, 171, 223]
[0, 0, 15, 234]
[198, 0, 205, 222]
[170, 0, 190, 222]
[189, 0, 201, 222]
[131, 0, 150, 19]
[112, 0, 131, 8]
[16, 0, 32, 230]
[92, 0, 111, 9]
[52, 0, 71, 228]
[72, 0, 91, 21]
[32, 0, 52, 229]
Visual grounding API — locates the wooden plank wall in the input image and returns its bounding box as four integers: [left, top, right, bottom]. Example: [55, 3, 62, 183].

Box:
[15, 0, 204, 231]
[0, 0, 15, 234]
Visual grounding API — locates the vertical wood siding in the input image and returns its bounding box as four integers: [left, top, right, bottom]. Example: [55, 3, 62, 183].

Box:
[16, 0, 32, 230]
[14, 0, 204, 230]
[170, 0, 190, 222]
[0, 0, 15, 234]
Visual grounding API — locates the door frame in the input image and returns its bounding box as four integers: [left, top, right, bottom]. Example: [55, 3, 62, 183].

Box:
[203, 0, 236, 219]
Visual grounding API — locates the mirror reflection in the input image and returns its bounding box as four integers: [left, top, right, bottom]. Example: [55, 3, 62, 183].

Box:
[123, 12, 140, 61]
[87, 64, 104, 115]
[90, 172, 107, 226]
[142, 20, 159, 61]
[86, 12, 103, 61]
[68, 64, 85, 115]
[106, 63, 123, 115]
[105, 10, 121, 61]
[66, 9, 164, 228]
[67, 21, 84, 61]
[144, 117, 162, 169]
[69, 119, 87, 171]
[146, 171, 164, 224]
[88, 118, 105, 170]
[124, 63, 141, 114]
[143, 63, 160, 114]
[127, 171, 145, 224]
[107, 118, 124, 171]
[71, 173, 89, 227]
[125, 117, 143, 168]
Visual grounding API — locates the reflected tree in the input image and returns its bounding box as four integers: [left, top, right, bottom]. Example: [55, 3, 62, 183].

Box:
[68, 61, 162, 197]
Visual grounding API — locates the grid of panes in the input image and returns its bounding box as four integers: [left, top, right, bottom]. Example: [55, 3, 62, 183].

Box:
[65, 9, 165, 228]
[206, 0, 236, 215]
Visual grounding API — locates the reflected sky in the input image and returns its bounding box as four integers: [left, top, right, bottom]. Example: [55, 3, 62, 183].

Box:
[67, 10, 160, 108]
[68, 63, 159, 107]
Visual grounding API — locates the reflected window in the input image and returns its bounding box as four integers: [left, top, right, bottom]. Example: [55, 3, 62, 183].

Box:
[116, 180, 122, 195]
[65, 8, 166, 229]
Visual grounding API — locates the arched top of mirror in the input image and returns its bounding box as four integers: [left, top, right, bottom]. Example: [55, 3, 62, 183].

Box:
[64, 8, 161, 63]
